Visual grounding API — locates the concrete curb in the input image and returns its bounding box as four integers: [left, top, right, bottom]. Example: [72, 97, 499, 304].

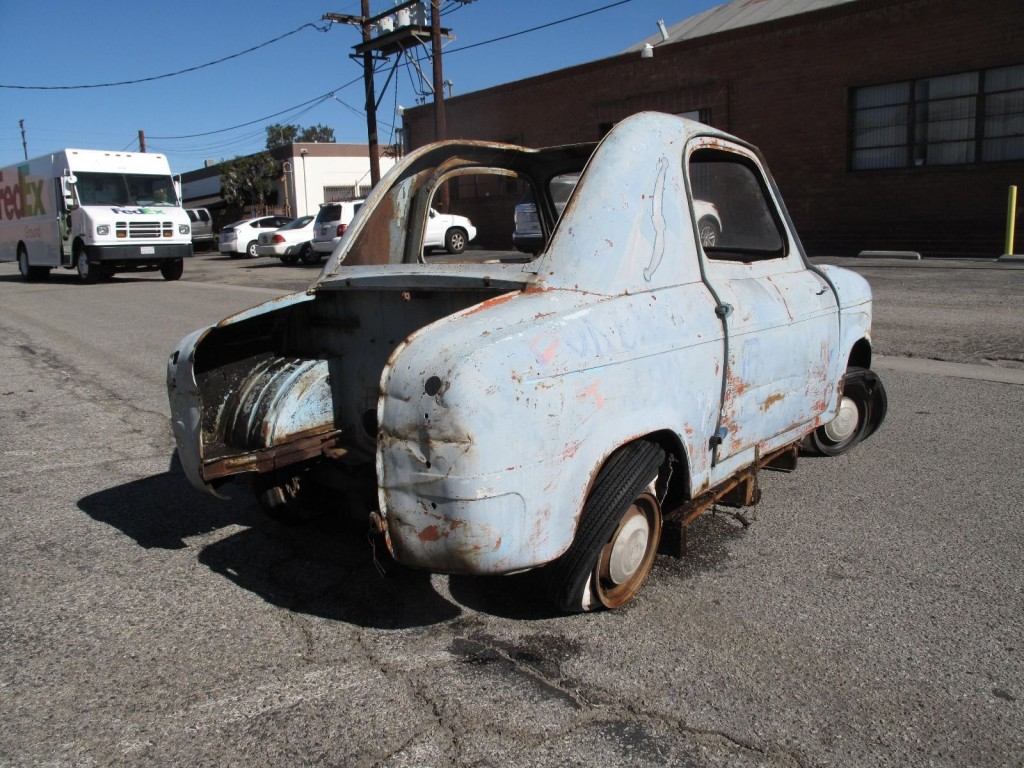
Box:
[875, 355, 1024, 386]
[997, 253, 1024, 263]
[857, 250, 921, 260]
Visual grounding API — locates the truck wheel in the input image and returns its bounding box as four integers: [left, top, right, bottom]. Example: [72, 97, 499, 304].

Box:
[160, 259, 184, 281]
[546, 440, 665, 613]
[75, 246, 96, 283]
[246, 240, 259, 258]
[252, 468, 328, 524]
[805, 366, 885, 456]
[444, 228, 467, 255]
[698, 217, 720, 248]
[16, 244, 48, 282]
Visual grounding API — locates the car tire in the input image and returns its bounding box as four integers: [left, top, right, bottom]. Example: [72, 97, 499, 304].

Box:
[444, 228, 467, 255]
[281, 251, 299, 265]
[805, 366, 886, 456]
[300, 245, 321, 265]
[246, 240, 258, 258]
[698, 217, 721, 248]
[545, 440, 665, 613]
[160, 259, 184, 281]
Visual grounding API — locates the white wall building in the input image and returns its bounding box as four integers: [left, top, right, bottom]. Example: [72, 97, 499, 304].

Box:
[180, 143, 395, 222]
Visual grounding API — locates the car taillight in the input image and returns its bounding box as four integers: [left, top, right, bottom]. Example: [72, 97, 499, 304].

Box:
[336, 223, 347, 237]
[272, 234, 285, 243]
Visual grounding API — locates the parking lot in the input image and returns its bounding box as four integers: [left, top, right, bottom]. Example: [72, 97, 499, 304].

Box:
[1, 252, 1022, 767]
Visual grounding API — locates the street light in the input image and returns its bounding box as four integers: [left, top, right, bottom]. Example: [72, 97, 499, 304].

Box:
[299, 149, 309, 217]
[281, 161, 293, 217]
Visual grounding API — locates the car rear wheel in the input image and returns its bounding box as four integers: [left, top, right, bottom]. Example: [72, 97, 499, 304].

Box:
[300, 245, 321, 265]
[281, 250, 299, 265]
[253, 467, 329, 524]
[546, 440, 665, 613]
[246, 240, 258, 258]
[444, 228, 467, 255]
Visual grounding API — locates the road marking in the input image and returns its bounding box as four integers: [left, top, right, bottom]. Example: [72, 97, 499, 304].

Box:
[876, 355, 1024, 386]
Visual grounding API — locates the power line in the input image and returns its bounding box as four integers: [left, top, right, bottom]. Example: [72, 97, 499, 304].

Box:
[149, 77, 364, 140]
[0, 22, 331, 90]
[446, 0, 635, 54]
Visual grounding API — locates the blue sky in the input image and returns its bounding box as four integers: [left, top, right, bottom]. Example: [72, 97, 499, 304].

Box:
[0, 0, 717, 173]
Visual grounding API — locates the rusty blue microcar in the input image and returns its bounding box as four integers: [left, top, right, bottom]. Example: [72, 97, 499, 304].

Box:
[167, 112, 886, 612]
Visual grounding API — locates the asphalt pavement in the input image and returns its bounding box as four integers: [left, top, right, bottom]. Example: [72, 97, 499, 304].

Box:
[0, 252, 1021, 767]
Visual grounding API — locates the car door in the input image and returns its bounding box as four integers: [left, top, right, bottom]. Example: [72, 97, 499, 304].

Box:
[686, 138, 839, 475]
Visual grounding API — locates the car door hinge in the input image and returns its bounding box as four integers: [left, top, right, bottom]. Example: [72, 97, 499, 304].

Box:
[715, 303, 732, 319]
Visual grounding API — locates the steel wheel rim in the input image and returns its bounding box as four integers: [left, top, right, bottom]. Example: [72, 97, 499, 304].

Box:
[700, 224, 717, 247]
[595, 492, 661, 609]
[77, 255, 89, 279]
[823, 395, 859, 443]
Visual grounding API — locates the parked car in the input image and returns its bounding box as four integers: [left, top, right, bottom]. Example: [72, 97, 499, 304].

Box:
[423, 208, 477, 254]
[514, 173, 721, 253]
[255, 216, 316, 264]
[311, 200, 364, 257]
[168, 112, 887, 614]
[218, 215, 293, 258]
[186, 208, 214, 250]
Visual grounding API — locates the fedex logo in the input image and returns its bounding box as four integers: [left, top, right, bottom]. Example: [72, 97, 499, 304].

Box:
[0, 166, 46, 221]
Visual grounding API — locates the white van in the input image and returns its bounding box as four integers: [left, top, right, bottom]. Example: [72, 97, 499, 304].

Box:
[311, 200, 364, 257]
[0, 149, 191, 282]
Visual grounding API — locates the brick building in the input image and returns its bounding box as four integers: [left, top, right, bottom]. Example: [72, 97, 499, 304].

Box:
[402, 0, 1023, 257]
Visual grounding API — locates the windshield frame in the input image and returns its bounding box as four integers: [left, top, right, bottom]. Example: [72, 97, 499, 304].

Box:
[74, 172, 178, 207]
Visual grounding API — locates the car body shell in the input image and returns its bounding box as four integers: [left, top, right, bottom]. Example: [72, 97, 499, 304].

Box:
[168, 112, 877, 576]
[218, 215, 293, 255]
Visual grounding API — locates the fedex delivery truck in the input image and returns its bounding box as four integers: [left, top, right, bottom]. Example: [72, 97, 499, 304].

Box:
[0, 149, 191, 282]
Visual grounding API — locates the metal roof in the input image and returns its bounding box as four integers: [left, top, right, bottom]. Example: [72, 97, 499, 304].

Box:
[624, 0, 857, 51]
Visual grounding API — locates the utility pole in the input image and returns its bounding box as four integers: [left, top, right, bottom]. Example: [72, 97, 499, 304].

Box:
[18, 119, 27, 160]
[431, 0, 446, 145]
[360, 0, 381, 186]
[324, 3, 451, 191]
[138, 129, 146, 153]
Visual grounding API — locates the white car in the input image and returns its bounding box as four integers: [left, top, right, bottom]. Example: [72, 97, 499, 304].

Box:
[219, 215, 293, 258]
[311, 200, 364, 256]
[254, 216, 316, 264]
[424, 208, 477, 254]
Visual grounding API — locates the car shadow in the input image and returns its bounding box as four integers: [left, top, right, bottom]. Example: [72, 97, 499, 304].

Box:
[77, 454, 461, 629]
[77, 453, 257, 549]
[0, 274, 156, 285]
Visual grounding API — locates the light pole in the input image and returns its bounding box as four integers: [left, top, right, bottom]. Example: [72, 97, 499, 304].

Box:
[282, 161, 293, 217]
[299, 149, 309, 216]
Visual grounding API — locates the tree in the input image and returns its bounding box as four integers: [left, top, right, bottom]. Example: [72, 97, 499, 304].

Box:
[221, 152, 279, 216]
[265, 124, 300, 148]
[265, 123, 336, 149]
[298, 124, 335, 143]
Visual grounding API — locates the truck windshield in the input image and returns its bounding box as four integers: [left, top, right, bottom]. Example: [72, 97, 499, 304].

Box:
[74, 172, 177, 207]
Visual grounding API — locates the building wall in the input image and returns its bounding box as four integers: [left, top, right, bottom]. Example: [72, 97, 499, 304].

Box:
[403, 0, 1023, 257]
[288, 150, 395, 218]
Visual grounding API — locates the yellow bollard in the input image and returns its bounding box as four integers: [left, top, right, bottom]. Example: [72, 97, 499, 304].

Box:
[1006, 185, 1018, 256]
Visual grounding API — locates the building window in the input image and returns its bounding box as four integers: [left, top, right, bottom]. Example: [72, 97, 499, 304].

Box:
[324, 185, 358, 202]
[851, 64, 1024, 170]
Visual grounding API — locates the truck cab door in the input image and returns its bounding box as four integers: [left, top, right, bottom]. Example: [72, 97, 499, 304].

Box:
[54, 176, 73, 263]
[686, 138, 839, 478]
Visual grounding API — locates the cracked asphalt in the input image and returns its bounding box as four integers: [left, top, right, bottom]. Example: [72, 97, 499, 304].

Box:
[0, 253, 1021, 767]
